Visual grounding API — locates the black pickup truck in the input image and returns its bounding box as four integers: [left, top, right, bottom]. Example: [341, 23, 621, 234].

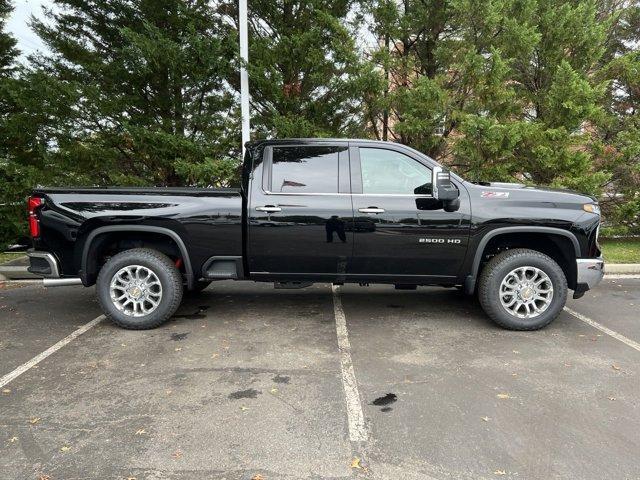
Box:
[26, 139, 604, 330]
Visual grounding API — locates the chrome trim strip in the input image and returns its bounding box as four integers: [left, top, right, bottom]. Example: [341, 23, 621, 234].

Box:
[27, 250, 60, 278]
[261, 191, 434, 198]
[43, 278, 83, 287]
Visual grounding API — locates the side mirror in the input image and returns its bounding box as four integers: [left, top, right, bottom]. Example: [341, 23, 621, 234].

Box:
[432, 166, 459, 202]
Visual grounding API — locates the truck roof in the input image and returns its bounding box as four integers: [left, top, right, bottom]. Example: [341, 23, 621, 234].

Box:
[246, 138, 395, 147]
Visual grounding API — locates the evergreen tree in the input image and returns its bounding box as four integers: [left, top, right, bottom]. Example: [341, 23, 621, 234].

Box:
[222, 0, 376, 138]
[30, 0, 240, 187]
[596, 0, 640, 232]
[364, 0, 611, 194]
[0, 0, 29, 249]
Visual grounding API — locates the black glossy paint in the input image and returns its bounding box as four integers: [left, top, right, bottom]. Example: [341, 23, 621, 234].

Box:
[30, 139, 601, 291]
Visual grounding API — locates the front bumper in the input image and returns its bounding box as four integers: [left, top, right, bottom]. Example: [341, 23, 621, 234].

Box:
[574, 257, 605, 298]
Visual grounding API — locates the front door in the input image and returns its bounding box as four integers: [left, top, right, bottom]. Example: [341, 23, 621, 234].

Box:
[348, 145, 470, 281]
[247, 143, 353, 280]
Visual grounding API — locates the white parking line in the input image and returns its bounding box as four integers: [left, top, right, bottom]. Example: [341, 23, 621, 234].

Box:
[0, 315, 105, 388]
[331, 285, 367, 442]
[564, 307, 640, 353]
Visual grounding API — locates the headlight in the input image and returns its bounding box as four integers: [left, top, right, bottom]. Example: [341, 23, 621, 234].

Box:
[583, 203, 600, 215]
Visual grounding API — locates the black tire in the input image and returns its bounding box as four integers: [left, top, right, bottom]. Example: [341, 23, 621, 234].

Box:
[96, 248, 183, 329]
[478, 248, 567, 330]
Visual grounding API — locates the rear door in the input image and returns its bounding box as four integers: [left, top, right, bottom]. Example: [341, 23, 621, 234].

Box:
[348, 144, 470, 281]
[247, 142, 353, 280]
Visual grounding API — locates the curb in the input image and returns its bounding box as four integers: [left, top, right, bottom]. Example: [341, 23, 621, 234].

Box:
[606, 263, 640, 274]
[0, 265, 39, 280]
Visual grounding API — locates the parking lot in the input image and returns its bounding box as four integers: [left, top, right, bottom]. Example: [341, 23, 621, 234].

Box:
[1, 277, 639, 480]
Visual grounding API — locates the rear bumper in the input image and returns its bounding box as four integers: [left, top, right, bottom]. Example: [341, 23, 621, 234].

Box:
[27, 249, 60, 277]
[573, 257, 605, 298]
[27, 249, 83, 286]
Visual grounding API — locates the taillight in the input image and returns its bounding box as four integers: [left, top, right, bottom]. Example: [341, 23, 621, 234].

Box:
[28, 196, 43, 238]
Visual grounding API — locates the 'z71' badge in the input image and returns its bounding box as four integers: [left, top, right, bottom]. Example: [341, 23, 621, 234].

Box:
[419, 238, 462, 244]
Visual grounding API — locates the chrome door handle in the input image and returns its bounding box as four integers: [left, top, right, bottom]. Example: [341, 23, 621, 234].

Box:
[255, 205, 282, 213]
[358, 207, 385, 214]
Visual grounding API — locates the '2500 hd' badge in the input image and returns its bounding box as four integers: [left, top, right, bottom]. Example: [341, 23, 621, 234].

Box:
[419, 238, 462, 244]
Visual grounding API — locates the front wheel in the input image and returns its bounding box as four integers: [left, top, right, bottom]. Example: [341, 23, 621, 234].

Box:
[478, 248, 567, 330]
[96, 248, 184, 329]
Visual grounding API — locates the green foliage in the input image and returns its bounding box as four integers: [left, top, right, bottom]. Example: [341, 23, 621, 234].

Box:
[1, 0, 639, 249]
[29, 0, 241, 187]
[363, 0, 637, 225]
[229, 0, 376, 138]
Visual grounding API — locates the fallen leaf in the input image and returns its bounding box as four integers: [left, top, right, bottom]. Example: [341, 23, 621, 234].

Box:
[60, 446, 70, 452]
[240, 405, 249, 411]
[481, 416, 490, 422]
[496, 393, 512, 399]
[494, 470, 507, 475]
[127, 477, 137, 480]
[8, 436, 17, 443]
[251, 475, 265, 480]
[611, 364, 621, 371]
[174, 347, 182, 352]
[1, 388, 10, 394]
[270, 388, 278, 394]
[37, 475, 51, 480]
[29, 417, 40, 424]
[135, 429, 146, 435]
[172, 449, 183, 459]
[211, 353, 219, 359]
[350, 457, 363, 469]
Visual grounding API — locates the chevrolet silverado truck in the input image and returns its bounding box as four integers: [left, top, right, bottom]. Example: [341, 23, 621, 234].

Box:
[26, 139, 604, 330]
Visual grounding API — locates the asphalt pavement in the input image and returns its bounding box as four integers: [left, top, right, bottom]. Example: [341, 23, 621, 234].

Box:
[1, 277, 639, 480]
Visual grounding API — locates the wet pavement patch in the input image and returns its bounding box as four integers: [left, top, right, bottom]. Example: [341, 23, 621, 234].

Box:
[170, 332, 189, 341]
[228, 388, 261, 400]
[371, 393, 397, 407]
[272, 375, 290, 384]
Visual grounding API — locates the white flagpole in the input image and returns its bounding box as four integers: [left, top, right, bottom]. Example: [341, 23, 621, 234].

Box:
[239, 0, 250, 156]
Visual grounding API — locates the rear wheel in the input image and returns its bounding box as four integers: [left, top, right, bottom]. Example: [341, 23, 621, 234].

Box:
[96, 248, 183, 329]
[478, 248, 567, 330]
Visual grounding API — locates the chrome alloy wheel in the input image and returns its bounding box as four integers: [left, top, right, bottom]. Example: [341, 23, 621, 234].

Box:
[109, 265, 162, 317]
[499, 266, 553, 319]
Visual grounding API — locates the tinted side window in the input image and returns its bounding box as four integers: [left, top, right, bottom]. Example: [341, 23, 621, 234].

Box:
[360, 148, 432, 195]
[270, 146, 345, 193]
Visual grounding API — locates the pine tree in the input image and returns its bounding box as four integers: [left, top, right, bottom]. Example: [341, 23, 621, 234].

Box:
[30, 0, 240, 187]
[596, 0, 640, 233]
[222, 0, 376, 138]
[0, 0, 29, 249]
[364, 0, 612, 194]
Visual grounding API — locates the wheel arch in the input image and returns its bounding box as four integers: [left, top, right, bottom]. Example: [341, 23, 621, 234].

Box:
[465, 227, 580, 294]
[80, 226, 194, 289]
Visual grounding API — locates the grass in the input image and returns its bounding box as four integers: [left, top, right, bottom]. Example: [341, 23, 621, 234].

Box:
[0, 251, 26, 265]
[600, 238, 640, 264]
